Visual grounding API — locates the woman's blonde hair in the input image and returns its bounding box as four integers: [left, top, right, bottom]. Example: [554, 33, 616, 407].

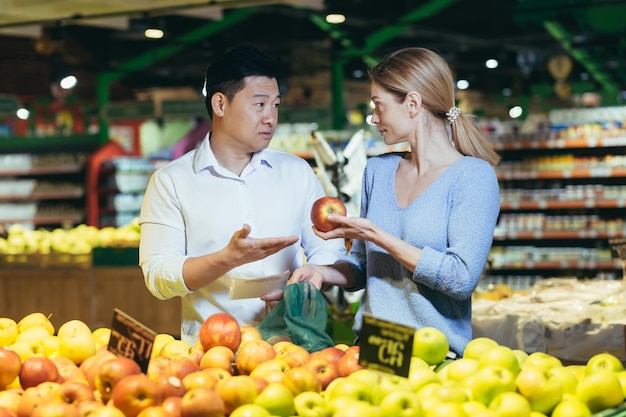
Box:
[368, 47, 501, 166]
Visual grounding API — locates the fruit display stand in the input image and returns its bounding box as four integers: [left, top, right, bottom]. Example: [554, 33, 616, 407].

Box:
[472, 278, 626, 365]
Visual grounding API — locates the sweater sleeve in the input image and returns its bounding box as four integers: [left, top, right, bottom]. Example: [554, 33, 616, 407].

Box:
[414, 159, 500, 300]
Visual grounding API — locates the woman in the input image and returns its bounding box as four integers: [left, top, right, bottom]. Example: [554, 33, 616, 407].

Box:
[283, 47, 501, 357]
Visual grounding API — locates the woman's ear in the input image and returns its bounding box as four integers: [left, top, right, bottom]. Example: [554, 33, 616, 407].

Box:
[406, 91, 421, 116]
[211, 93, 226, 117]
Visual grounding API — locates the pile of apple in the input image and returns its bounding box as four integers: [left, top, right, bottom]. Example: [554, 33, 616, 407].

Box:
[1, 311, 626, 417]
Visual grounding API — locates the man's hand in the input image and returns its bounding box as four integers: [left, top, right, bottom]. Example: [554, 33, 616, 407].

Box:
[226, 224, 298, 266]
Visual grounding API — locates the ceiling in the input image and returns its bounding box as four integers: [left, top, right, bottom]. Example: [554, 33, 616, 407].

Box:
[1, 0, 625, 108]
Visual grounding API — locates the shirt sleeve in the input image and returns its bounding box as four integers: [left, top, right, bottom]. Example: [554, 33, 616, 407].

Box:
[414, 160, 500, 300]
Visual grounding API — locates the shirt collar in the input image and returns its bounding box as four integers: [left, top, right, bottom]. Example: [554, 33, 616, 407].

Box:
[193, 131, 275, 176]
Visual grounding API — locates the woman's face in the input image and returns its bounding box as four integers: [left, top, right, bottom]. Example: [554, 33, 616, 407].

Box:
[369, 82, 411, 145]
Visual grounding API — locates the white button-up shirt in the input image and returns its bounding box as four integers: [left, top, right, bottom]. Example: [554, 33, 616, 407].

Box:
[139, 133, 346, 344]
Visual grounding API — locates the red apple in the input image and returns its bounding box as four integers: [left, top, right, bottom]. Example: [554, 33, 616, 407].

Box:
[235, 339, 276, 375]
[19, 356, 59, 389]
[30, 401, 79, 417]
[96, 357, 142, 403]
[240, 326, 263, 346]
[155, 375, 187, 399]
[0, 347, 21, 389]
[198, 313, 242, 353]
[200, 368, 231, 384]
[57, 380, 96, 405]
[311, 196, 347, 232]
[181, 370, 219, 391]
[305, 358, 340, 390]
[52, 357, 89, 385]
[199, 346, 235, 374]
[161, 396, 182, 417]
[17, 383, 61, 417]
[79, 350, 117, 390]
[249, 358, 291, 384]
[0, 407, 17, 417]
[180, 387, 225, 417]
[309, 346, 346, 367]
[111, 374, 162, 417]
[273, 341, 310, 368]
[337, 345, 366, 377]
[215, 375, 258, 415]
[281, 366, 322, 396]
[163, 356, 199, 380]
[136, 406, 169, 417]
[146, 356, 171, 381]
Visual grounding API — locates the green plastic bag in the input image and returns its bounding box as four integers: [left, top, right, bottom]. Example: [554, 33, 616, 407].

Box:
[258, 281, 335, 352]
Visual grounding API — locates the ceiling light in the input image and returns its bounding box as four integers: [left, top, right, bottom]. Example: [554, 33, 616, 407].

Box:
[16, 108, 30, 120]
[59, 75, 77, 90]
[325, 13, 346, 24]
[485, 59, 499, 69]
[509, 105, 523, 119]
[144, 28, 164, 39]
[456, 79, 469, 90]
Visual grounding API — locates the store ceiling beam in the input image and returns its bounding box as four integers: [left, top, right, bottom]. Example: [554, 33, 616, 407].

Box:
[543, 20, 620, 99]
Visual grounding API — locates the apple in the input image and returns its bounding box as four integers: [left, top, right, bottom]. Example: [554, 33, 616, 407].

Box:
[253, 382, 295, 417]
[111, 373, 162, 417]
[325, 376, 372, 403]
[78, 403, 127, 417]
[0, 347, 21, 389]
[201, 367, 232, 383]
[17, 382, 61, 417]
[57, 380, 96, 405]
[310, 196, 347, 232]
[15, 327, 51, 344]
[547, 366, 578, 395]
[147, 356, 171, 381]
[304, 358, 339, 390]
[280, 366, 322, 396]
[407, 363, 440, 392]
[575, 369, 623, 413]
[155, 375, 187, 399]
[199, 346, 235, 374]
[420, 401, 467, 417]
[329, 398, 377, 417]
[443, 357, 479, 382]
[96, 357, 142, 403]
[412, 327, 449, 366]
[0, 318, 19, 347]
[79, 349, 116, 390]
[551, 396, 592, 417]
[309, 346, 345, 367]
[462, 364, 516, 405]
[461, 400, 489, 415]
[161, 396, 182, 417]
[91, 328, 112, 351]
[181, 369, 220, 391]
[515, 366, 563, 415]
[273, 341, 310, 368]
[229, 404, 270, 417]
[488, 391, 532, 417]
[198, 313, 242, 353]
[371, 373, 414, 405]
[463, 337, 499, 361]
[136, 406, 169, 417]
[159, 340, 192, 359]
[522, 352, 562, 371]
[378, 390, 422, 417]
[336, 345, 365, 377]
[19, 356, 59, 389]
[235, 339, 277, 375]
[250, 376, 269, 396]
[240, 326, 263, 345]
[416, 381, 467, 412]
[585, 352, 624, 374]
[249, 358, 291, 384]
[513, 349, 529, 368]
[59, 330, 97, 366]
[163, 356, 199, 380]
[478, 345, 520, 375]
[0, 390, 21, 415]
[16, 313, 54, 336]
[215, 375, 258, 415]
[29, 401, 80, 417]
[293, 391, 327, 417]
[57, 320, 92, 339]
[151, 334, 175, 359]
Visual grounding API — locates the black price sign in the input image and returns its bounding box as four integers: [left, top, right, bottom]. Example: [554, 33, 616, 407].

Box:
[609, 238, 626, 261]
[108, 308, 157, 373]
[358, 314, 414, 377]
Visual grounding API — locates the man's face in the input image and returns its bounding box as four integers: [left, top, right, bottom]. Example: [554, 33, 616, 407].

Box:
[221, 75, 280, 153]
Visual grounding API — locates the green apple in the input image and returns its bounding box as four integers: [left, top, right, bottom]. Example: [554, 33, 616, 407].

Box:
[422, 400, 467, 417]
[0, 318, 19, 347]
[332, 399, 377, 417]
[325, 375, 372, 403]
[551, 396, 592, 417]
[293, 391, 328, 417]
[513, 349, 529, 368]
[488, 391, 532, 417]
[229, 403, 271, 417]
[515, 365, 563, 415]
[522, 352, 562, 371]
[408, 363, 440, 392]
[253, 382, 295, 417]
[412, 327, 449, 366]
[463, 337, 498, 361]
[443, 357, 479, 383]
[585, 352, 624, 374]
[378, 390, 422, 417]
[371, 373, 414, 405]
[617, 370, 626, 397]
[346, 368, 381, 391]
[461, 400, 488, 415]
[478, 345, 520, 375]
[575, 369, 624, 413]
[547, 366, 578, 394]
[462, 364, 516, 405]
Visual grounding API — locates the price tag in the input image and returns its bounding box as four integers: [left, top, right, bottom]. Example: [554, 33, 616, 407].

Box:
[609, 238, 626, 262]
[358, 314, 414, 377]
[108, 308, 157, 373]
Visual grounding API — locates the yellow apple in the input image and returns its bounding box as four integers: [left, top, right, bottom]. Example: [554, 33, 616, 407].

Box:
[57, 319, 92, 338]
[230, 403, 271, 417]
[515, 365, 563, 415]
[17, 312, 55, 336]
[9, 339, 46, 361]
[151, 333, 175, 359]
[92, 328, 112, 350]
[0, 317, 19, 347]
[59, 329, 97, 365]
[15, 326, 52, 343]
[159, 339, 191, 359]
[42, 335, 61, 357]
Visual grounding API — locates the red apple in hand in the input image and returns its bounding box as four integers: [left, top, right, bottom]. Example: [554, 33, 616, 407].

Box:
[311, 196, 347, 232]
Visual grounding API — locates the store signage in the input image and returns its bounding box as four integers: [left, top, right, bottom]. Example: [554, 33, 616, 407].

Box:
[103, 101, 155, 120]
[609, 238, 626, 261]
[358, 314, 414, 377]
[108, 308, 157, 372]
[161, 99, 206, 116]
[0, 95, 18, 114]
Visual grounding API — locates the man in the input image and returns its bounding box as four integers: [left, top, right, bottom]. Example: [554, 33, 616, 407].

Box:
[138, 44, 345, 345]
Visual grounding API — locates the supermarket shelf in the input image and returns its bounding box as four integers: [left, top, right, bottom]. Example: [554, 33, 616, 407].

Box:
[0, 134, 100, 153]
[0, 190, 84, 202]
[0, 165, 84, 177]
[0, 215, 84, 226]
[501, 199, 626, 210]
[491, 260, 622, 270]
[494, 229, 626, 240]
[498, 168, 626, 180]
[494, 136, 626, 151]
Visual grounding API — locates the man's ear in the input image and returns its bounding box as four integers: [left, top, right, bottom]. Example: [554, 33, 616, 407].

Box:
[406, 91, 422, 116]
[211, 93, 226, 117]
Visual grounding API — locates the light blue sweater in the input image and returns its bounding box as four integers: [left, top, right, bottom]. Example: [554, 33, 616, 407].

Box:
[343, 153, 500, 356]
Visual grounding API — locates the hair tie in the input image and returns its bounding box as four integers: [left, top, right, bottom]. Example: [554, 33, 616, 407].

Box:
[446, 106, 461, 124]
